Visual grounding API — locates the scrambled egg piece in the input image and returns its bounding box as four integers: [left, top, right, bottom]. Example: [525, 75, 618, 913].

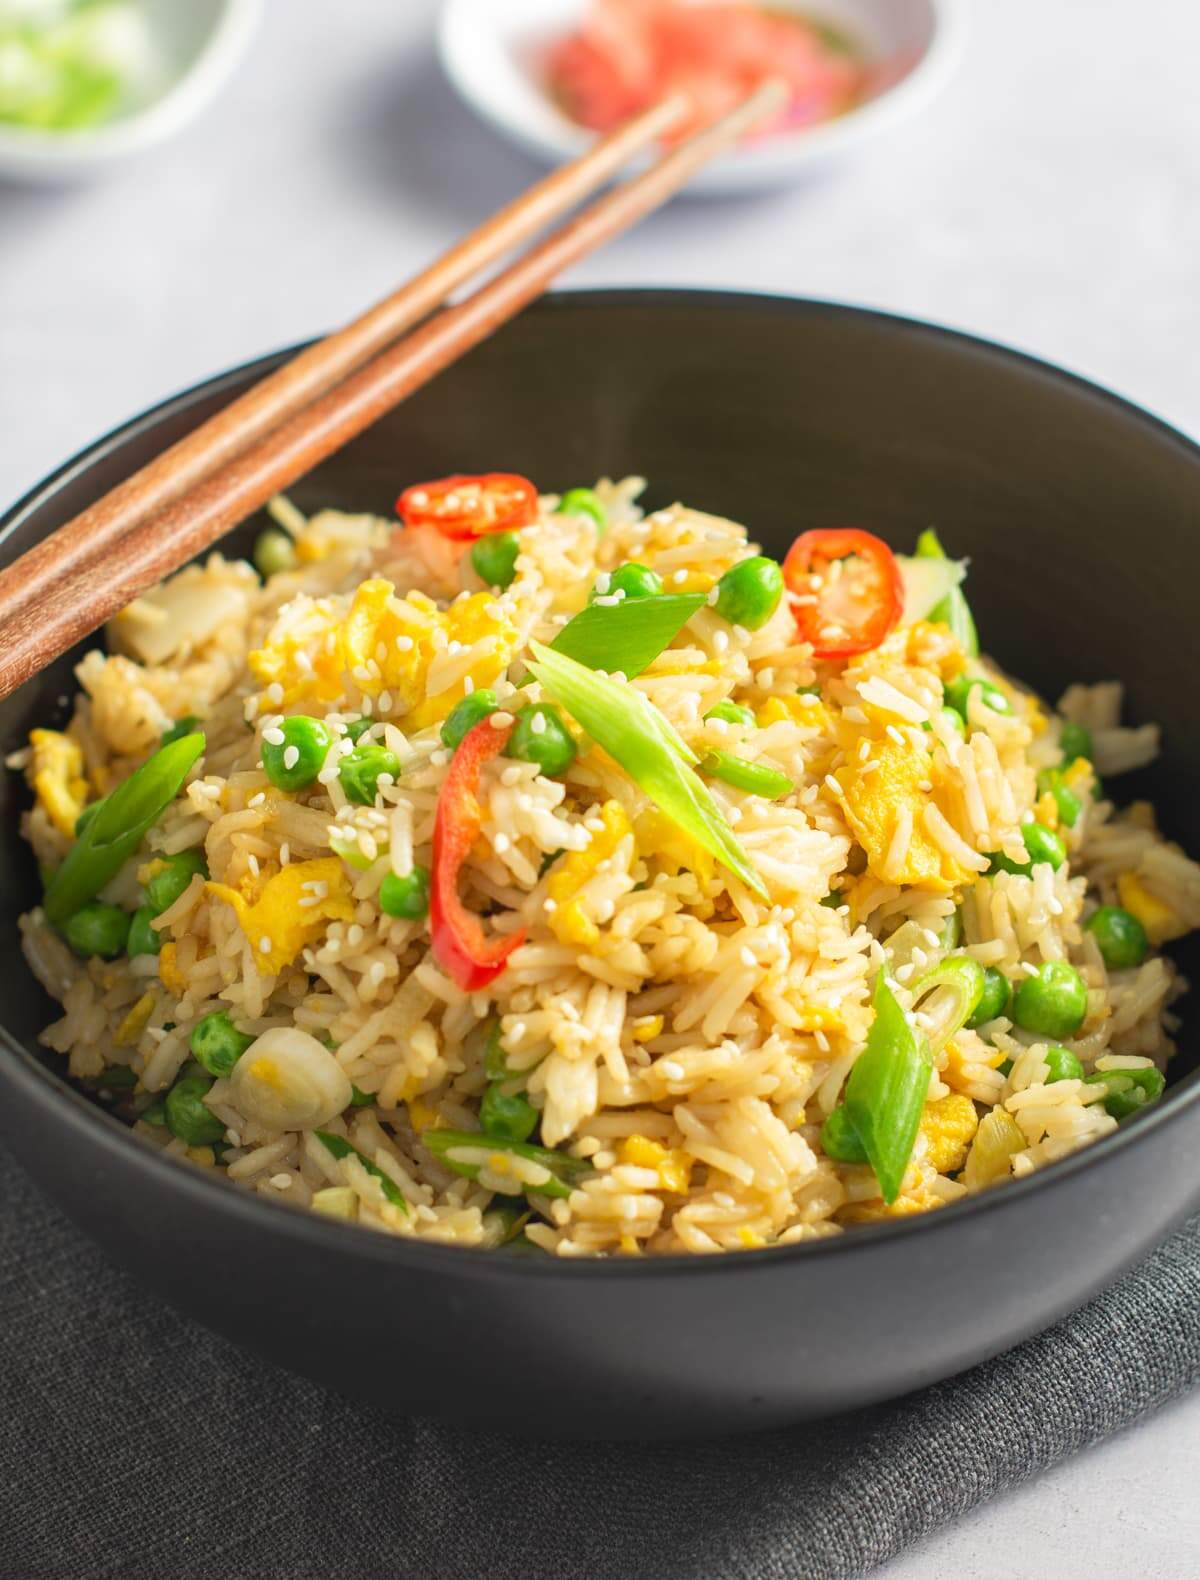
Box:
[1117, 872, 1188, 946]
[26, 729, 89, 838]
[918, 1093, 979, 1174]
[206, 857, 354, 974]
[756, 695, 828, 729]
[114, 992, 156, 1048]
[630, 1014, 664, 1043]
[835, 737, 971, 891]
[407, 1097, 443, 1134]
[619, 1134, 692, 1193]
[158, 943, 188, 998]
[248, 578, 518, 725]
[792, 1004, 846, 1034]
[548, 800, 631, 949]
[839, 1187, 943, 1224]
[634, 805, 714, 888]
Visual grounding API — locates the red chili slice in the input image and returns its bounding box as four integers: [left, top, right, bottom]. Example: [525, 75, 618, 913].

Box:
[396, 474, 538, 542]
[783, 528, 903, 659]
[430, 716, 526, 992]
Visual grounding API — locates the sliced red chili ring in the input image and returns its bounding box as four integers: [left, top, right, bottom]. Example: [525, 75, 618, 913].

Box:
[782, 527, 903, 659]
[430, 715, 526, 992]
[396, 473, 538, 542]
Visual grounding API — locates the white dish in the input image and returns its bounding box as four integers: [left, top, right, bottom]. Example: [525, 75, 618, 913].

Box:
[0, 0, 261, 183]
[438, 0, 963, 195]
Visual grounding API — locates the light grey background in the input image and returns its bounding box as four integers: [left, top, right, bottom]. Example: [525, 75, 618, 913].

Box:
[1, 0, 1198, 1574]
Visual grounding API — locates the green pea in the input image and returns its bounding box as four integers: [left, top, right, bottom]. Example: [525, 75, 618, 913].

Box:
[1022, 822, 1066, 871]
[189, 1010, 254, 1078]
[1036, 767, 1082, 829]
[1042, 1046, 1084, 1084]
[589, 562, 662, 603]
[712, 555, 784, 632]
[987, 822, 1065, 878]
[343, 718, 373, 744]
[379, 865, 430, 920]
[262, 715, 331, 792]
[944, 675, 1011, 724]
[1012, 961, 1088, 1039]
[127, 905, 162, 958]
[349, 1084, 374, 1108]
[1059, 722, 1093, 764]
[1085, 905, 1148, 971]
[1084, 1065, 1165, 1120]
[507, 704, 576, 778]
[966, 966, 1011, 1028]
[140, 1097, 167, 1127]
[253, 526, 297, 579]
[73, 800, 103, 839]
[470, 531, 520, 589]
[819, 1104, 869, 1164]
[161, 715, 201, 748]
[165, 1066, 225, 1146]
[556, 487, 607, 533]
[480, 1082, 539, 1143]
[705, 700, 756, 727]
[64, 901, 131, 959]
[819, 890, 844, 909]
[144, 848, 208, 914]
[338, 743, 401, 806]
[441, 689, 498, 749]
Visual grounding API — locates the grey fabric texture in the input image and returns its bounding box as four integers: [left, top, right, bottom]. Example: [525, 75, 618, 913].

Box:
[2, 1140, 1197, 1580]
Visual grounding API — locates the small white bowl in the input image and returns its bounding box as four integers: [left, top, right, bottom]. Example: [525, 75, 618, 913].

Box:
[438, 0, 962, 195]
[0, 0, 261, 183]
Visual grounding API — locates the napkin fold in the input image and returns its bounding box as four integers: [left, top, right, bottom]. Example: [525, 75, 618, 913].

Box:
[2, 1141, 1197, 1580]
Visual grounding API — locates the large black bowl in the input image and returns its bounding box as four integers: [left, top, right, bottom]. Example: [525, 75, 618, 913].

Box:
[2, 291, 1199, 1440]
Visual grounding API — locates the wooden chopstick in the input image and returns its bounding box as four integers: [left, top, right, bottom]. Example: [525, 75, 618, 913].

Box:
[0, 79, 786, 703]
[0, 95, 684, 628]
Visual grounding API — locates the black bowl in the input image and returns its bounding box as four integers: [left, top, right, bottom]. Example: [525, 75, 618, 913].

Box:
[2, 291, 1199, 1440]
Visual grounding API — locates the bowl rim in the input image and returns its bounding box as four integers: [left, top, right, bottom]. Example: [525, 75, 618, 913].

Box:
[3, 285, 1199, 1282]
[0, 0, 263, 170]
[436, 0, 966, 187]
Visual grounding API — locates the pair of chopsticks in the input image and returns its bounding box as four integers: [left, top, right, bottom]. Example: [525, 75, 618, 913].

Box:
[0, 80, 787, 704]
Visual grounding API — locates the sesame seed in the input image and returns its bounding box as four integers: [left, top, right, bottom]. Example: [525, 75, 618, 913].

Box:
[247, 854, 260, 878]
[378, 691, 393, 713]
[490, 711, 514, 729]
[543, 898, 557, 913]
[266, 683, 284, 705]
[530, 712, 547, 735]
[594, 572, 611, 594]
[660, 1059, 685, 1080]
[493, 833, 511, 854]
[395, 635, 414, 652]
[270, 1173, 292, 1189]
[671, 569, 688, 585]
[248, 793, 266, 808]
[258, 936, 272, 954]
[283, 745, 300, 771]
[263, 728, 285, 747]
[464, 676, 475, 695]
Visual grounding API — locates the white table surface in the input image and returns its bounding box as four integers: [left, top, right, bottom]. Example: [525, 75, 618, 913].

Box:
[1, 0, 1197, 1572]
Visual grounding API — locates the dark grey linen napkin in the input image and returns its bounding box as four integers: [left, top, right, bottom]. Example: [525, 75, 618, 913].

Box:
[2, 1141, 1197, 1580]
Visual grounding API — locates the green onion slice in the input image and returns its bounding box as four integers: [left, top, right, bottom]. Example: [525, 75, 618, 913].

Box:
[44, 733, 205, 926]
[908, 955, 985, 1053]
[315, 1131, 409, 1214]
[423, 1129, 591, 1200]
[527, 643, 766, 898]
[843, 972, 933, 1204]
[551, 593, 705, 678]
[701, 751, 792, 800]
[914, 528, 979, 656]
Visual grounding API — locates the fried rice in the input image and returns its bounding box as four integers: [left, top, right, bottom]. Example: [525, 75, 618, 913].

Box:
[11, 478, 1200, 1256]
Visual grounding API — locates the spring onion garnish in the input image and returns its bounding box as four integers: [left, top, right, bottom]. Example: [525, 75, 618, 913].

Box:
[44, 732, 205, 927]
[550, 592, 706, 678]
[843, 972, 933, 1204]
[915, 528, 978, 656]
[424, 1129, 591, 1199]
[908, 955, 985, 1054]
[315, 1131, 409, 1213]
[526, 643, 767, 899]
[701, 751, 792, 800]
